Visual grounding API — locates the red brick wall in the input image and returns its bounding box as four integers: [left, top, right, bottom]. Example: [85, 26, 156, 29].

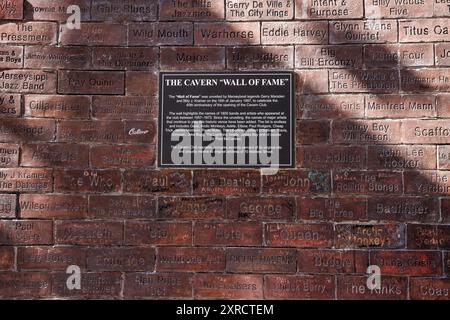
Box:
[0, 0, 449, 300]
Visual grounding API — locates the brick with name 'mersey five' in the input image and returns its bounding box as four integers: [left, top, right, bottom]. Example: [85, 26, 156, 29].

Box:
[0, 194, 16, 218]
[0, 220, 53, 245]
[297, 249, 369, 274]
[194, 274, 263, 299]
[194, 222, 262, 246]
[0, 168, 53, 193]
[335, 224, 406, 249]
[0, 69, 56, 93]
[0, 22, 57, 45]
[124, 273, 193, 298]
[60, 23, 127, 46]
[129, 22, 193, 46]
[54, 169, 121, 193]
[58, 71, 124, 95]
[24, 95, 90, 119]
[157, 247, 226, 272]
[158, 197, 225, 220]
[20, 194, 87, 219]
[0, 0, 23, 20]
[89, 195, 156, 219]
[55, 221, 124, 245]
[125, 221, 192, 245]
[17, 246, 86, 270]
[265, 275, 335, 299]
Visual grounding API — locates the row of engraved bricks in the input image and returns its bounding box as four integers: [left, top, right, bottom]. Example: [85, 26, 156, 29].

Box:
[0, 270, 448, 299]
[3, 45, 450, 70]
[3, 69, 450, 95]
[2, 20, 450, 46]
[0, 220, 448, 248]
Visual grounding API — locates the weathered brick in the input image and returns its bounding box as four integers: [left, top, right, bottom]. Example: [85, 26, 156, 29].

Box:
[57, 120, 123, 143]
[0, 118, 55, 142]
[0, 272, 51, 298]
[158, 196, 225, 220]
[364, 44, 434, 67]
[125, 221, 192, 245]
[262, 21, 327, 44]
[0, 0, 23, 19]
[437, 94, 450, 117]
[296, 120, 330, 144]
[91, 0, 158, 21]
[194, 222, 262, 246]
[0, 93, 20, 117]
[92, 96, 156, 119]
[337, 275, 407, 299]
[368, 197, 439, 222]
[265, 275, 334, 299]
[126, 71, 157, 96]
[58, 70, 124, 95]
[262, 170, 331, 194]
[399, 19, 450, 42]
[0, 45, 23, 68]
[227, 196, 295, 221]
[332, 120, 402, 144]
[161, 0, 224, 20]
[296, 94, 364, 119]
[20, 194, 87, 219]
[296, 0, 363, 19]
[298, 197, 366, 221]
[335, 224, 406, 249]
[157, 247, 225, 272]
[0, 220, 53, 245]
[265, 223, 333, 248]
[330, 20, 397, 44]
[296, 45, 362, 69]
[89, 195, 156, 219]
[445, 251, 450, 275]
[370, 250, 442, 275]
[92, 47, 158, 71]
[295, 70, 329, 93]
[193, 170, 260, 195]
[441, 146, 450, 170]
[407, 224, 450, 249]
[21, 143, 89, 168]
[404, 171, 450, 195]
[91, 145, 155, 168]
[51, 272, 121, 298]
[55, 221, 123, 245]
[194, 274, 263, 299]
[0, 247, 14, 270]
[297, 146, 366, 169]
[24, 46, 90, 69]
[227, 46, 293, 70]
[410, 278, 450, 300]
[0, 168, 52, 193]
[0, 193, 16, 218]
[195, 22, 260, 45]
[367, 145, 436, 170]
[226, 248, 297, 273]
[436, 43, 450, 66]
[441, 199, 450, 223]
[298, 249, 368, 274]
[25, 0, 90, 21]
[124, 170, 191, 194]
[0, 143, 18, 167]
[86, 247, 155, 271]
[329, 69, 399, 93]
[129, 22, 193, 46]
[54, 169, 121, 193]
[0, 22, 57, 45]
[124, 273, 193, 298]
[24, 95, 90, 119]
[161, 47, 225, 70]
[0, 69, 56, 93]
[60, 22, 127, 46]
[401, 69, 450, 92]
[17, 246, 86, 270]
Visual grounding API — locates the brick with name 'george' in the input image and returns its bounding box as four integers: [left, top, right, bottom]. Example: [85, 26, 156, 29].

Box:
[89, 195, 156, 219]
[0, 220, 53, 245]
[0, 168, 52, 192]
[0, 22, 56, 45]
[335, 224, 406, 249]
[0, 69, 56, 93]
[262, 21, 328, 44]
[60, 23, 127, 46]
[227, 196, 295, 221]
[24, 95, 90, 119]
[20, 194, 87, 219]
[161, 0, 224, 20]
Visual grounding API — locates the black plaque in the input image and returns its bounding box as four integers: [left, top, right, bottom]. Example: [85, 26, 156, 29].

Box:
[159, 71, 294, 168]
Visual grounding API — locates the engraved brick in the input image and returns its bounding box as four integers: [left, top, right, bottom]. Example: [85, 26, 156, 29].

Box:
[332, 120, 402, 144]
[296, 0, 363, 19]
[0, 143, 18, 167]
[297, 146, 366, 169]
[124, 120, 157, 143]
[227, 0, 293, 20]
[434, 0, 450, 17]
[25, 0, 90, 21]
[399, 19, 450, 42]
[24, 46, 90, 69]
[368, 145, 436, 170]
[0, 22, 57, 45]
[407, 224, 450, 249]
[86, 247, 155, 271]
[262, 21, 328, 44]
[54, 169, 121, 193]
[21, 143, 89, 168]
[335, 224, 406, 249]
[193, 170, 260, 195]
[226, 248, 297, 273]
[297, 94, 364, 119]
[333, 171, 402, 195]
[330, 20, 397, 44]
[0, 272, 51, 298]
[410, 278, 450, 300]
[337, 275, 407, 299]
[124, 273, 193, 298]
[0, 247, 14, 270]
[58, 70, 124, 95]
[158, 196, 225, 220]
[194, 274, 263, 299]
[0, 194, 16, 218]
[265, 275, 334, 299]
[329, 69, 399, 93]
[0, 45, 23, 68]
[298, 249, 368, 274]
[19, 194, 87, 219]
[0, 168, 52, 192]
[295, 70, 329, 93]
[60, 23, 127, 46]
[298, 197, 366, 222]
[161, 0, 224, 21]
[57, 120, 124, 143]
[24, 95, 90, 119]
[296, 45, 362, 69]
[296, 120, 330, 144]
[368, 197, 439, 222]
[157, 247, 225, 272]
[92, 96, 156, 119]
[364, 44, 434, 67]
[370, 250, 442, 275]
[161, 47, 225, 70]
[194, 222, 262, 246]
[124, 170, 191, 194]
[436, 43, 450, 66]
[51, 272, 121, 298]
[0, 93, 20, 117]
[55, 221, 123, 245]
[17, 246, 86, 270]
[404, 171, 450, 195]
[401, 69, 450, 92]
[0, 220, 52, 245]
[0, 69, 56, 93]
[226, 196, 295, 221]
[92, 47, 158, 71]
[0, 0, 23, 19]
[439, 146, 450, 170]
[262, 170, 331, 194]
[125, 221, 192, 245]
[265, 223, 333, 248]
[129, 22, 193, 46]
[90, 145, 156, 168]
[437, 94, 450, 117]
[227, 46, 293, 70]
[89, 195, 156, 219]
[126, 71, 157, 96]
[195, 22, 260, 45]
[365, 0, 433, 18]
[91, 0, 158, 21]
[365, 94, 435, 118]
